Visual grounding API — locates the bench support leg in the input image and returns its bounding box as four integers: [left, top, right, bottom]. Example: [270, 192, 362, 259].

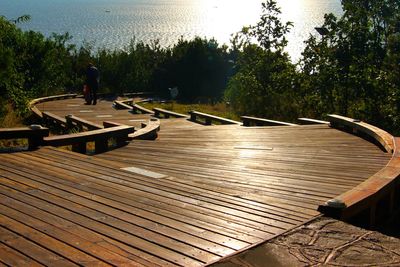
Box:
[95, 139, 108, 154]
[72, 142, 86, 154]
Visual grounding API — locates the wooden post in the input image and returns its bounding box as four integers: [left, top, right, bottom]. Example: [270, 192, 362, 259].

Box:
[27, 125, 49, 150]
[243, 119, 250, 127]
[28, 136, 41, 150]
[190, 113, 196, 122]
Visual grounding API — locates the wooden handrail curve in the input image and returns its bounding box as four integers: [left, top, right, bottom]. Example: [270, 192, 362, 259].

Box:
[29, 94, 78, 118]
[103, 118, 160, 140]
[319, 114, 399, 227]
[328, 114, 394, 153]
[130, 118, 160, 140]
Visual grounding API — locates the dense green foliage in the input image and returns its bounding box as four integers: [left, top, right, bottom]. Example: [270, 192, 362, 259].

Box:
[225, 0, 400, 134]
[0, 16, 74, 119]
[224, 1, 299, 121]
[299, 0, 400, 132]
[1, 0, 400, 134]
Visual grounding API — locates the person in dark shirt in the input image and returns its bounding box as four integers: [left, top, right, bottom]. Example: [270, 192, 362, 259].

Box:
[86, 63, 99, 105]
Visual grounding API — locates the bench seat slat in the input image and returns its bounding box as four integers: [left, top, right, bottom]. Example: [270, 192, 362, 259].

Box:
[43, 125, 134, 147]
[189, 111, 240, 125]
[241, 116, 297, 127]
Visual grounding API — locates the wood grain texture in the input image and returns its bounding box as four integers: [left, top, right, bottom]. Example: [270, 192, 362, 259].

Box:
[0, 97, 389, 266]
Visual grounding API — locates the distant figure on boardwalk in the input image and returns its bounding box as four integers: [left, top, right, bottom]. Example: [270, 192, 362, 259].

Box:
[85, 62, 99, 105]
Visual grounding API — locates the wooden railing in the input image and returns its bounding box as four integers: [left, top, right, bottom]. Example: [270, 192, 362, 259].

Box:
[65, 114, 103, 131]
[297, 117, 329, 125]
[328, 114, 393, 153]
[318, 114, 398, 228]
[29, 94, 78, 118]
[189, 111, 241, 125]
[153, 108, 188, 119]
[104, 118, 160, 140]
[0, 126, 49, 150]
[43, 125, 134, 154]
[241, 116, 297, 127]
[114, 99, 134, 110]
[131, 103, 154, 115]
[130, 118, 160, 140]
[42, 111, 68, 129]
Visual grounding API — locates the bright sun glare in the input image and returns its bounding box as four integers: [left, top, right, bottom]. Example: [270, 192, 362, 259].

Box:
[199, 0, 264, 44]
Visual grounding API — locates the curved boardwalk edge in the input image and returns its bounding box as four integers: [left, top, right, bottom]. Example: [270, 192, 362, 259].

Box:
[29, 94, 78, 118]
[328, 114, 394, 153]
[319, 114, 399, 227]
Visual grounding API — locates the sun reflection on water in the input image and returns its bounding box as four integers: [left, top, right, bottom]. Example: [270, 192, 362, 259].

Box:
[0, 0, 342, 61]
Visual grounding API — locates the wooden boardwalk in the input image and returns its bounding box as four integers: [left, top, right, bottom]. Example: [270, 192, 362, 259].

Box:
[34, 97, 153, 129]
[0, 96, 392, 266]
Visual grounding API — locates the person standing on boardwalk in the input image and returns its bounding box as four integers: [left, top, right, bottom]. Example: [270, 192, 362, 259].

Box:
[86, 62, 99, 105]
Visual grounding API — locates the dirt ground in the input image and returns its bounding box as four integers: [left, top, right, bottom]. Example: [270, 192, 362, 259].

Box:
[211, 216, 400, 267]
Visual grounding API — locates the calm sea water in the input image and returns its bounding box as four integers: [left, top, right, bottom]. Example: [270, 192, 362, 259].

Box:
[0, 0, 342, 61]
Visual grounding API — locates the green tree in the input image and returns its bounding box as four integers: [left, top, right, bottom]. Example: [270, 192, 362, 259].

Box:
[300, 0, 400, 132]
[225, 0, 299, 120]
[162, 37, 232, 102]
[0, 15, 73, 118]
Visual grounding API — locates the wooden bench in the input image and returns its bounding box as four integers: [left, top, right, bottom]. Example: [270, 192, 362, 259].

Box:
[42, 111, 68, 129]
[241, 116, 297, 127]
[319, 114, 398, 228]
[65, 114, 103, 131]
[297, 117, 329, 125]
[0, 126, 49, 150]
[189, 111, 241, 125]
[114, 99, 134, 110]
[130, 118, 160, 140]
[131, 103, 154, 115]
[43, 125, 134, 154]
[153, 108, 188, 119]
[328, 114, 394, 153]
[103, 119, 160, 140]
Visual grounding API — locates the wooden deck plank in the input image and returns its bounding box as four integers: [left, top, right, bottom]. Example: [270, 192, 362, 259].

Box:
[0, 211, 102, 266]
[0, 154, 282, 236]
[0, 242, 44, 267]
[9, 96, 390, 266]
[0, 185, 171, 267]
[0, 193, 148, 266]
[0, 201, 132, 266]
[0, 175, 205, 266]
[20, 151, 304, 225]
[0, 152, 264, 245]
